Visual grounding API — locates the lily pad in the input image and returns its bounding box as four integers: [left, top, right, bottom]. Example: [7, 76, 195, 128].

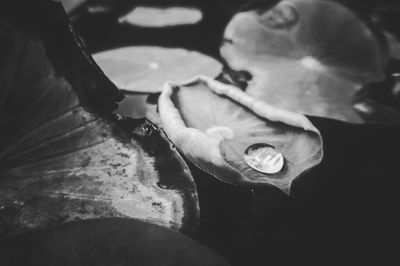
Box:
[0, 218, 229, 266]
[158, 76, 323, 194]
[221, 0, 388, 123]
[119, 6, 203, 27]
[93, 46, 223, 93]
[0, 1, 199, 236]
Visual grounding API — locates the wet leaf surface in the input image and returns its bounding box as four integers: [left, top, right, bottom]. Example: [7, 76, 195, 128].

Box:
[221, 0, 389, 123]
[0, 1, 199, 237]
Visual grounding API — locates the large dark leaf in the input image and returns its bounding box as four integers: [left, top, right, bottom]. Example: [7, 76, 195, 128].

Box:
[0, 218, 229, 266]
[221, 0, 388, 123]
[0, 1, 198, 237]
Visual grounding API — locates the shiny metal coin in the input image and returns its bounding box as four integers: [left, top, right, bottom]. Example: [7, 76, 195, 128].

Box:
[244, 143, 284, 174]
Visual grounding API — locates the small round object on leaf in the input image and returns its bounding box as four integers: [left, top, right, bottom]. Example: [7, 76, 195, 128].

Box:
[244, 144, 284, 174]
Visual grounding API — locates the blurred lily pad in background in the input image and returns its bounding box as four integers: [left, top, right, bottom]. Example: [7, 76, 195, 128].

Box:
[221, 0, 388, 123]
[119, 6, 203, 27]
[93, 46, 222, 93]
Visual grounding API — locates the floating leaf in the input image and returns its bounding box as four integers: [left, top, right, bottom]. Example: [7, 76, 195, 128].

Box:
[119, 6, 203, 27]
[0, 1, 199, 236]
[221, 0, 388, 123]
[0, 218, 229, 266]
[93, 46, 222, 93]
[158, 77, 323, 194]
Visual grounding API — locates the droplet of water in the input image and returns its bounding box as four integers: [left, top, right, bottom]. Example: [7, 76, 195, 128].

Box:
[244, 143, 284, 174]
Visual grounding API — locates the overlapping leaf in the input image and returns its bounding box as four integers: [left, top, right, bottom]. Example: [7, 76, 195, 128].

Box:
[159, 77, 323, 194]
[0, 1, 198, 237]
[221, 0, 389, 123]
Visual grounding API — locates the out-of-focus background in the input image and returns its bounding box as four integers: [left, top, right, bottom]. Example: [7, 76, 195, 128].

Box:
[60, 0, 400, 125]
